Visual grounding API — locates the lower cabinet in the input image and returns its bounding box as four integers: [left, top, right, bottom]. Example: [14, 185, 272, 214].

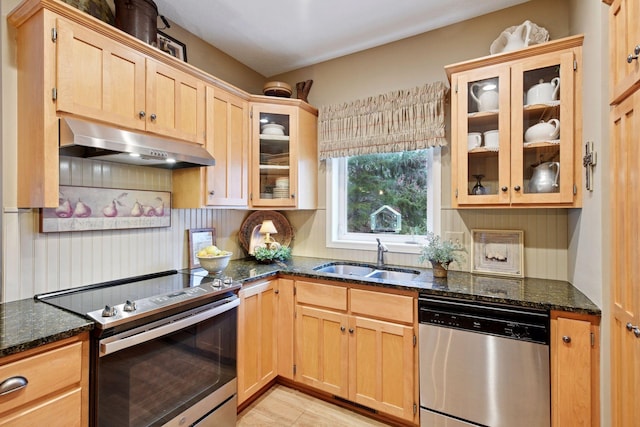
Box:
[0, 333, 89, 426]
[237, 279, 294, 405]
[550, 311, 600, 427]
[294, 280, 418, 424]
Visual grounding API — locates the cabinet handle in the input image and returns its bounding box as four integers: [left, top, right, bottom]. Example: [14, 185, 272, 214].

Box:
[274, 289, 279, 294]
[150, 113, 157, 121]
[501, 186, 508, 192]
[562, 336, 571, 344]
[349, 328, 354, 334]
[209, 190, 215, 196]
[514, 185, 521, 192]
[627, 45, 640, 63]
[340, 326, 346, 332]
[0, 376, 28, 396]
[291, 193, 296, 199]
[138, 111, 146, 119]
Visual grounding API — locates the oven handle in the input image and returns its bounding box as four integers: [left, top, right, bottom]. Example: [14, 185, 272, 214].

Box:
[100, 298, 239, 357]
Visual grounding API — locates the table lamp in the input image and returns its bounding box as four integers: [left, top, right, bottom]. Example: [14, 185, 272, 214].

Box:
[259, 220, 278, 249]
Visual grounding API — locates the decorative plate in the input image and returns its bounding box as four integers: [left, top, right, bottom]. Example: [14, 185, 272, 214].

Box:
[239, 210, 294, 255]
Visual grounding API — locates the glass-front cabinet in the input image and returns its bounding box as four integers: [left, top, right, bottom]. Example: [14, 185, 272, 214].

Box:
[250, 101, 318, 209]
[447, 35, 583, 208]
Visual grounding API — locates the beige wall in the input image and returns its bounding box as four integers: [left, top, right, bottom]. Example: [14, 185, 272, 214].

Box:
[274, 0, 580, 281]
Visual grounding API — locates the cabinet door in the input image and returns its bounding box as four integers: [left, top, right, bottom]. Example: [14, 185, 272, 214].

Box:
[452, 65, 511, 206]
[610, 91, 640, 427]
[205, 86, 248, 206]
[551, 316, 592, 427]
[56, 18, 146, 131]
[250, 104, 298, 207]
[145, 59, 206, 144]
[511, 49, 578, 205]
[349, 316, 415, 422]
[609, 0, 640, 103]
[295, 305, 349, 397]
[237, 281, 278, 404]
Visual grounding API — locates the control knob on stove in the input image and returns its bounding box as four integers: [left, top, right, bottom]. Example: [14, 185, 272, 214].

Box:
[123, 300, 137, 312]
[101, 305, 117, 317]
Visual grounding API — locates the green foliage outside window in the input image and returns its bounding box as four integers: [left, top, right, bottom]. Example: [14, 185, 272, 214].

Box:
[347, 150, 428, 234]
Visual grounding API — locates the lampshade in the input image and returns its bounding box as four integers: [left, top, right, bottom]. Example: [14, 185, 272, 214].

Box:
[259, 220, 278, 235]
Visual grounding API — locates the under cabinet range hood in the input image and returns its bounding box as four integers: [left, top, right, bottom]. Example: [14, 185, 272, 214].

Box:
[58, 118, 215, 169]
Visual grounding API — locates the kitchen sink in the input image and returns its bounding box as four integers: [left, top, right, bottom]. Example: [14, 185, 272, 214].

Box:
[313, 263, 375, 276]
[313, 262, 421, 282]
[366, 269, 420, 281]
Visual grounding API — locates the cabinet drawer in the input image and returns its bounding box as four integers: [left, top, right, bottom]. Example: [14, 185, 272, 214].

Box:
[0, 342, 82, 415]
[296, 281, 347, 311]
[0, 387, 82, 426]
[350, 288, 414, 324]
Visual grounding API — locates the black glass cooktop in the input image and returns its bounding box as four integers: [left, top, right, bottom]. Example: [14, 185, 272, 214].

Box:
[35, 270, 239, 329]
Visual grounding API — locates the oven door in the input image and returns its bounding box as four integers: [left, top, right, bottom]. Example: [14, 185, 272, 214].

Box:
[94, 295, 239, 427]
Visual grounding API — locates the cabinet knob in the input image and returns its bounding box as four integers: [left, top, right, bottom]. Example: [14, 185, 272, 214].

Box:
[274, 289, 279, 294]
[340, 326, 346, 332]
[291, 193, 296, 199]
[626, 322, 634, 331]
[514, 185, 521, 192]
[501, 186, 508, 192]
[562, 336, 571, 344]
[634, 327, 640, 338]
[209, 190, 215, 196]
[150, 113, 157, 121]
[349, 328, 354, 334]
[139, 111, 146, 119]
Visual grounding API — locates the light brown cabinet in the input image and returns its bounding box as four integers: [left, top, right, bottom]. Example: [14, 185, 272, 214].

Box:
[0, 333, 89, 426]
[550, 312, 600, 427]
[606, 1, 640, 423]
[249, 100, 318, 209]
[174, 85, 249, 208]
[446, 35, 583, 208]
[237, 278, 294, 405]
[294, 280, 417, 423]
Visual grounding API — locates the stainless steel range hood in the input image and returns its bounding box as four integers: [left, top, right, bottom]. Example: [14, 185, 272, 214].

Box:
[59, 118, 215, 169]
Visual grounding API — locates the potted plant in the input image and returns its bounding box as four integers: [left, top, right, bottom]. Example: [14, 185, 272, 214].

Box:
[418, 232, 464, 278]
[253, 245, 292, 264]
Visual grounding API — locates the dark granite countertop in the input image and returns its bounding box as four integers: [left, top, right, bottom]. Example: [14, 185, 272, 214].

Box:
[0, 299, 94, 358]
[202, 255, 601, 316]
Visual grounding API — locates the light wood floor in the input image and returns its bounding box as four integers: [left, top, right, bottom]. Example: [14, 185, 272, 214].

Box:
[237, 384, 392, 426]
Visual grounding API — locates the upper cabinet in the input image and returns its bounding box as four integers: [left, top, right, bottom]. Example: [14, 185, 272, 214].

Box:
[249, 100, 318, 210]
[446, 35, 583, 208]
[609, 0, 640, 104]
[57, 18, 206, 144]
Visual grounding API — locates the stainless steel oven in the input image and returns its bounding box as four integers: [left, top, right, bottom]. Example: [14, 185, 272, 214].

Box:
[37, 270, 240, 427]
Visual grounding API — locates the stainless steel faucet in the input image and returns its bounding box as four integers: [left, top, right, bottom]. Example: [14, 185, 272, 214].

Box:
[376, 238, 389, 266]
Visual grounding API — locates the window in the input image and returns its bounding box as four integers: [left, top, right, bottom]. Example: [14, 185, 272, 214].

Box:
[327, 148, 441, 254]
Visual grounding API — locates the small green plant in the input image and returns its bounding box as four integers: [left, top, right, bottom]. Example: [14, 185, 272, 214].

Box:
[254, 245, 292, 263]
[418, 232, 464, 269]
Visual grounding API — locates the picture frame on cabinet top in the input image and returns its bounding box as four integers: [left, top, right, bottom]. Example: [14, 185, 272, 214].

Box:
[157, 30, 187, 62]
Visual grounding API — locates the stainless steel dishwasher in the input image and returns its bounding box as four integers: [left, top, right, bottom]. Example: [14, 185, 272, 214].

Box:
[419, 295, 550, 427]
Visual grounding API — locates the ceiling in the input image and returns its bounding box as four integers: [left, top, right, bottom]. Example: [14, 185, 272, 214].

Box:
[152, 0, 530, 77]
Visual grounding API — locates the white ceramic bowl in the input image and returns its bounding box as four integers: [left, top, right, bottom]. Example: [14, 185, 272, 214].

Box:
[197, 252, 232, 274]
[261, 123, 285, 135]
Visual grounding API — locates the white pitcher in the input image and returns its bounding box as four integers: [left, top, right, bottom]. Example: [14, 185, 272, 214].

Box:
[501, 20, 532, 53]
[470, 83, 499, 112]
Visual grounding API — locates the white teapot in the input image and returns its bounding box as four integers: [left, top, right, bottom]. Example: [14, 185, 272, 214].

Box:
[470, 82, 499, 112]
[526, 78, 560, 105]
[524, 119, 560, 142]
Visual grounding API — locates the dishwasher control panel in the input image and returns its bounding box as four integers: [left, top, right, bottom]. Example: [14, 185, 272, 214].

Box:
[418, 296, 550, 344]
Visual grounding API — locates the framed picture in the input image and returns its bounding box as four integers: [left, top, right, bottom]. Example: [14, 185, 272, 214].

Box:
[188, 228, 216, 269]
[157, 30, 187, 62]
[40, 186, 171, 232]
[471, 229, 524, 277]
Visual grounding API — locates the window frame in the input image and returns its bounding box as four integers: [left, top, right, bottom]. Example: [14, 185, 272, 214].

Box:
[325, 147, 441, 254]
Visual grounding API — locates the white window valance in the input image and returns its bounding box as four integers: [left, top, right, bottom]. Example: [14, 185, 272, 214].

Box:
[318, 81, 448, 160]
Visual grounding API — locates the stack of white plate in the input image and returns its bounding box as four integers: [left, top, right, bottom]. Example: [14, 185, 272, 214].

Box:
[273, 177, 290, 198]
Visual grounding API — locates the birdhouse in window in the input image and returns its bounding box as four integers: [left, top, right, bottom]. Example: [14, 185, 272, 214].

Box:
[370, 205, 401, 233]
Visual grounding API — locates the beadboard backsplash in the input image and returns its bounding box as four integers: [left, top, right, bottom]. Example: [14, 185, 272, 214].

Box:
[3, 156, 569, 302]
